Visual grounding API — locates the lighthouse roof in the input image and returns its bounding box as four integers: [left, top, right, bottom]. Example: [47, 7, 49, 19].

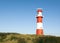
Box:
[37, 8, 42, 12]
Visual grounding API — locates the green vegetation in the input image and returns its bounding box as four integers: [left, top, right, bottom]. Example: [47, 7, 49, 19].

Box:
[0, 33, 60, 43]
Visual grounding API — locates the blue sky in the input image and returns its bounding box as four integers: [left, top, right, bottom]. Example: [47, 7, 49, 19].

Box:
[0, 0, 60, 36]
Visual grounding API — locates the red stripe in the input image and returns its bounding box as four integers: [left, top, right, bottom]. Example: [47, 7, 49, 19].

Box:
[36, 16, 43, 23]
[36, 29, 43, 35]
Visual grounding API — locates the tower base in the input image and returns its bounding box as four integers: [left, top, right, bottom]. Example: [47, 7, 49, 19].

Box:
[36, 29, 43, 35]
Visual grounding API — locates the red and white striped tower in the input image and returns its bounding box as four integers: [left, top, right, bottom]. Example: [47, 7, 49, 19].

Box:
[36, 8, 43, 35]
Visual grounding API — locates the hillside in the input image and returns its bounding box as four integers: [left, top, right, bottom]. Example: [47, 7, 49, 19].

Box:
[0, 33, 60, 43]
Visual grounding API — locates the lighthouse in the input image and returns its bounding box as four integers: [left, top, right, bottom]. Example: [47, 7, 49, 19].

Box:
[36, 8, 43, 35]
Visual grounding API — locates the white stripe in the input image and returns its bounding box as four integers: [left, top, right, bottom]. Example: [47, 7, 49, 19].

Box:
[37, 12, 42, 16]
[36, 23, 43, 29]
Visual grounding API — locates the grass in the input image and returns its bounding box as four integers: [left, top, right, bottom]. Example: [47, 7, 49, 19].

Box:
[0, 33, 60, 43]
